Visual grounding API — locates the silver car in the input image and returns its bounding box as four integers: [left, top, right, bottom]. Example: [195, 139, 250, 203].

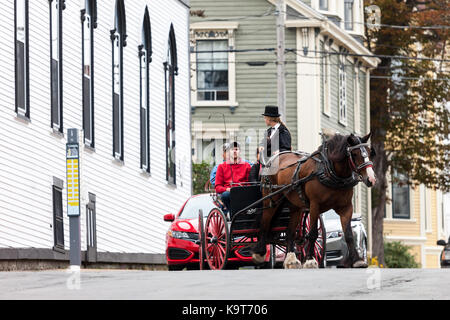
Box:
[322, 209, 368, 267]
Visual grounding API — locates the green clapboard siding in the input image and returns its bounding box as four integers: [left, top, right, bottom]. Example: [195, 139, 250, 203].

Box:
[191, 0, 297, 162]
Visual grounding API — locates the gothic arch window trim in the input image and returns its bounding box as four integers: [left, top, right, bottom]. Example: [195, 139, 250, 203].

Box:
[15, 0, 30, 119]
[139, 6, 152, 173]
[81, 0, 97, 148]
[111, 0, 127, 161]
[165, 23, 178, 185]
[49, 0, 65, 134]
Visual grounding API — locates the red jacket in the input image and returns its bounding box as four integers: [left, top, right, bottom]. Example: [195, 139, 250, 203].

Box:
[215, 159, 251, 194]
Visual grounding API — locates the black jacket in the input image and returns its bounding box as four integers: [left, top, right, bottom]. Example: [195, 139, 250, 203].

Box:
[260, 123, 292, 158]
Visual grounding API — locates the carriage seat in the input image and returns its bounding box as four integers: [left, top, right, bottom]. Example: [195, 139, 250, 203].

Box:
[260, 150, 310, 175]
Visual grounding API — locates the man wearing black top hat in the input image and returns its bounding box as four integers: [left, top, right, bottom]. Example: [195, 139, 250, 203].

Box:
[258, 105, 292, 163]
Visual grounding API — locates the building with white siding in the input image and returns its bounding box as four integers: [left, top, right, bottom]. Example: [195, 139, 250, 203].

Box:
[0, 0, 191, 269]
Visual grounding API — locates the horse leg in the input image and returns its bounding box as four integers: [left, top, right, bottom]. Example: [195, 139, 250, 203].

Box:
[283, 206, 302, 269]
[303, 203, 320, 269]
[338, 205, 368, 268]
[252, 202, 279, 264]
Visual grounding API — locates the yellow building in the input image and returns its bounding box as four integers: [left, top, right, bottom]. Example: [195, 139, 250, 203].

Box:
[383, 170, 447, 268]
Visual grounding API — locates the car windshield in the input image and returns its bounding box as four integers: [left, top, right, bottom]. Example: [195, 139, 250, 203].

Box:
[178, 195, 217, 220]
[322, 209, 340, 220]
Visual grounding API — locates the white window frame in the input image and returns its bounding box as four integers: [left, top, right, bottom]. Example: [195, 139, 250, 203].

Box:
[15, 0, 29, 119]
[190, 22, 239, 108]
[338, 53, 347, 126]
[384, 168, 415, 222]
[344, 0, 354, 31]
[82, 3, 95, 148]
[50, 0, 63, 133]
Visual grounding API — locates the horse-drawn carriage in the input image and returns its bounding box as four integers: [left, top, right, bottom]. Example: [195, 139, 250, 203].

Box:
[197, 133, 376, 270]
[198, 168, 326, 270]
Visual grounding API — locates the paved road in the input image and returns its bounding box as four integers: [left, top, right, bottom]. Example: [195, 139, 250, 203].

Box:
[0, 268, 449, 300]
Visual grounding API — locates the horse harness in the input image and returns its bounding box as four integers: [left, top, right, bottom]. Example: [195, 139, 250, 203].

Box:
[260, 139, 373, 208]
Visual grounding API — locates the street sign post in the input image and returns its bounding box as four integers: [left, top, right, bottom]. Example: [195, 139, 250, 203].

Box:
[66, 129, 81, 268]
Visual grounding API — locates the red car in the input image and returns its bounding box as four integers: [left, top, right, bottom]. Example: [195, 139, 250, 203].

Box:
[164, 193, 273, 270]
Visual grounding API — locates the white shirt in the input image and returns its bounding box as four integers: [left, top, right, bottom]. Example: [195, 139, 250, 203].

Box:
[269, 123, 281, 139]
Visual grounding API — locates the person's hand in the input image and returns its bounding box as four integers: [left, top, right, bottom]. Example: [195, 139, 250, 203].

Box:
[258, 146, 264, 153]
[226, 188, 231, 192]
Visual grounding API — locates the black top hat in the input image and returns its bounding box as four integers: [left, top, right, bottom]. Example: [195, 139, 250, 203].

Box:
[262, 105, 281, 117]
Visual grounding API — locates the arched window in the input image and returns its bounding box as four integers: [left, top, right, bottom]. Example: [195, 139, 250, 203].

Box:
[139, 7, 152, 172]
[81, 0, 97, 148]
[50, 0, 65, 133]
[110, 0, 127, 161]
[164, 24, 178, 184]
[15, 0, 30, 119]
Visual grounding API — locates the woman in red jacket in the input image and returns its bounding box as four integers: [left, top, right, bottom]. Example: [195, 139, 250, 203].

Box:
[215, 142, 251, 215]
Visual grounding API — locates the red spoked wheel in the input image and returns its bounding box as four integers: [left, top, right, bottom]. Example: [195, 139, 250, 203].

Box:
[297, 212, 326, 268]
[198, 210, 206, 270]
[204, 208, 229, 270]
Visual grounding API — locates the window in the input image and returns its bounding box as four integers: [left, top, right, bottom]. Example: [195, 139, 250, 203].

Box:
[86, 193, 97, 262]
[81, 0, 97, 148]
[50, 0, 64, 133]
[139, 7, 152, 173]
[111, 0, 127, 161]
[338, 54, 347, 125]
[319, 0, 328, 11]
[52, 178, 64, 251]
[197, 40, 228, 101]
[392, 170, 410, 219]
[190, 22, 238, 108]
[15, 0, 30, 118]
[165, 24, 178, 185]
[344, 0, 354, 30]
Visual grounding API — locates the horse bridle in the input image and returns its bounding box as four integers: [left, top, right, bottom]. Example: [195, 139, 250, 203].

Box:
[346, 138, 374, 177]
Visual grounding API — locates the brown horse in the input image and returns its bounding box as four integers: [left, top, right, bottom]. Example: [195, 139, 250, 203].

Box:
[252, 133, 377, 269]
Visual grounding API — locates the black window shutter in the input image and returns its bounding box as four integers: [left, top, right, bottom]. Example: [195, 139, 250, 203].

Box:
[52, 186, 64, 249]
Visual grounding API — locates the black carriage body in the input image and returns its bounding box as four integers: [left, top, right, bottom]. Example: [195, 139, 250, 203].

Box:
[229, 185, 290, 240]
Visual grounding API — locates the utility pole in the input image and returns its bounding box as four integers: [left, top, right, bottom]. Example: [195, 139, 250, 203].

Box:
[276, 0, 286, 122]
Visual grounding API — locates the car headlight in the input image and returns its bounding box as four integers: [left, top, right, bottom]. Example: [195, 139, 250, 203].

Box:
[326, 231, 343, 239]
[169, 230, 191, 239]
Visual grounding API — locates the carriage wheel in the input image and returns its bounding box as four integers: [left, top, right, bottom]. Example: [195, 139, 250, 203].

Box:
[204, 208, 229, 270]
[198, 211, 206, 270]
[297, 212, 326, 268]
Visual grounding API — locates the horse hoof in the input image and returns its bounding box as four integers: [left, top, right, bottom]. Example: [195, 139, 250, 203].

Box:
[252, 253, 266, 265]
[352, 260, 368, 268]
[303, 259, 319, 269]
[283, 252, 302, 269]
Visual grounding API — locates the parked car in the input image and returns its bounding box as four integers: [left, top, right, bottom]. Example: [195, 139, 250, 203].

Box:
[164, 193, 272, 270]
[437, 237, 450, 268]
[322, 209, 368, 267]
